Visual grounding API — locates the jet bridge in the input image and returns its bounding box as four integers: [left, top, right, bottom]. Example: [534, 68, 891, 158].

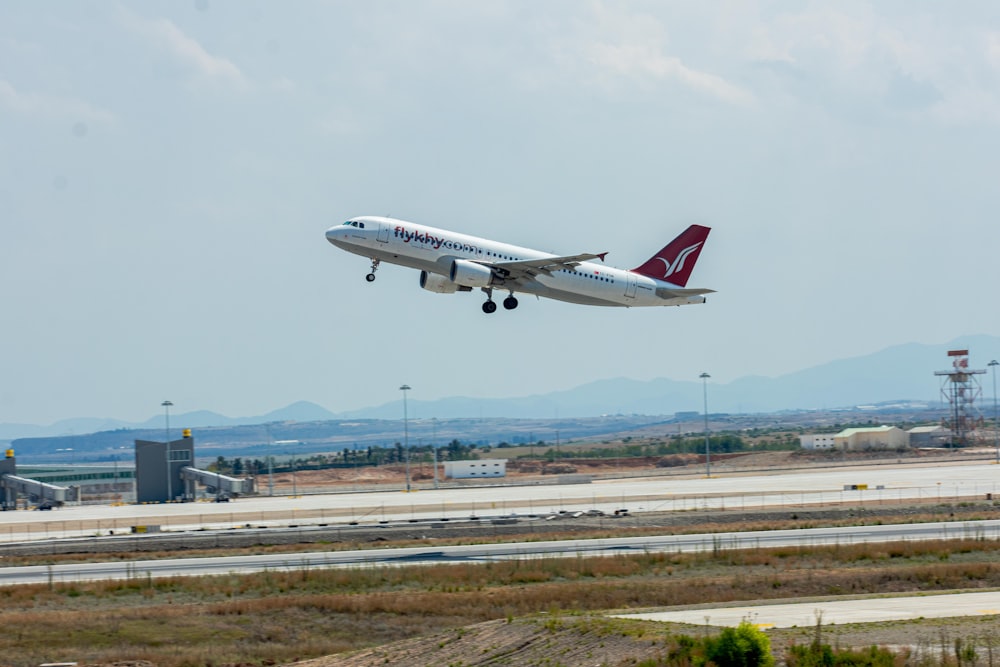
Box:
[180, 466, 254, 501]
[0, 449, 78, 510]
[135, 430, 256, 502]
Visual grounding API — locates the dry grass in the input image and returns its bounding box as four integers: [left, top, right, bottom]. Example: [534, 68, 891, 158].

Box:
[1, 538, 998, 666]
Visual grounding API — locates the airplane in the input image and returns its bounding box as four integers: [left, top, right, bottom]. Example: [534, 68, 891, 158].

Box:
[324, 216, 714, 314]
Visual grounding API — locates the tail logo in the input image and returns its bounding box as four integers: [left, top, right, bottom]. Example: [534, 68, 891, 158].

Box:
[655, 241, 702, 279]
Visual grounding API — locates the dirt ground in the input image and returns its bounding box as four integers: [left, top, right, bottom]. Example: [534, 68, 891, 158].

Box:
[288, 617, 667, 667]
[287, 613, 1000, 667]
[264, 449, 955, 491]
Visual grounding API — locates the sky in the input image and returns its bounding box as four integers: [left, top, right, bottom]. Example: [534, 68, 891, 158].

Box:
[2, 1, 1000, 426]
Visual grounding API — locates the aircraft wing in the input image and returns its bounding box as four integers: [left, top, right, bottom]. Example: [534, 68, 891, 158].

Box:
[490, 252, 608, 279]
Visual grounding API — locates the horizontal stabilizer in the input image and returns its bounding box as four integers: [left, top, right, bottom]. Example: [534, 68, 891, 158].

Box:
[655, 287, 715, 299]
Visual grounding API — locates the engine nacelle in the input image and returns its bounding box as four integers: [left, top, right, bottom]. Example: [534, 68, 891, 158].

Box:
[449, 259, 495, 288]
[420, 271, 460, 294]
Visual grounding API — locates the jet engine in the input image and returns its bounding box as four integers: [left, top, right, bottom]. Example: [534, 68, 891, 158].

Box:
[449, 259, 495, 288]
[420, 271, 462, 294]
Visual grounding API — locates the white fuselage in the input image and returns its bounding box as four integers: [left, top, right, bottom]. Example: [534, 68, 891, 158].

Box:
[326, 216, 699, 308]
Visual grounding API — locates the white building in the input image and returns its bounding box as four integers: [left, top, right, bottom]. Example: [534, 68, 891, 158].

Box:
[442, 459, 507, 479]
[799, 434, 837, 450]
[834, 426, 909, 451]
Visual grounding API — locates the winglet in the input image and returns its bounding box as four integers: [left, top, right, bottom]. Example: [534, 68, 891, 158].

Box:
[597, 252, 608, 262]
[631, 225, 710, 287]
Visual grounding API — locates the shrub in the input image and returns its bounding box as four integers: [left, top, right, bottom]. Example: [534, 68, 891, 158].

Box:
[786, 643, 898, 667]
[703, 621, 774, 667]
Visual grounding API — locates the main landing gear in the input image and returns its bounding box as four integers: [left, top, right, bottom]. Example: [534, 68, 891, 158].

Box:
[365, 258, 380, 282]
[481, 289, 519, 314]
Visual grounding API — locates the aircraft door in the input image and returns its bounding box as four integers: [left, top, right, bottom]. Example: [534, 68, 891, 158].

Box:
[625, 274, 638, 299]
[377, 223, 390, 243]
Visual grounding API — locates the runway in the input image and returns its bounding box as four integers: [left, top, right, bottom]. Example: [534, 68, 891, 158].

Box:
[0, 460, 997, 542]
[2, 520, 998, 586]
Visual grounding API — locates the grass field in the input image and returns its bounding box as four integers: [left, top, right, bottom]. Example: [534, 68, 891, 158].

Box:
[2, 533, 998, 667]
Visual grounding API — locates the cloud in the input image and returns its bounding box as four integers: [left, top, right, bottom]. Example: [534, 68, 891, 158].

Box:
[588, 42, 755, 106]
[315, 106, 365, 137]
[119, 11, 248, 90]
[560, 3, 755, 107]
[0, 79, 115, 122]
[740, 4, 1000, 125]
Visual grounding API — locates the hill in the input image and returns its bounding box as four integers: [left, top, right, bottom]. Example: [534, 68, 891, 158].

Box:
[3, 334, 996, 446]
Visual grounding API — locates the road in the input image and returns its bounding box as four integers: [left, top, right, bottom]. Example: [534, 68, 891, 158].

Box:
[2, 519, 998, 586]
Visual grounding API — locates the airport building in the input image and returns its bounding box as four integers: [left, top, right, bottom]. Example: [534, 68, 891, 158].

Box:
[800, 426, 910, 451]
[907, 425, 951, 448]
[18, 464, 134, 502]
[799, 434, 837, 450]
[0, 449, 80, 509]
[443, 459, 507, 479]
[135, 430, 254, 502]
[834, 426, 909, 451]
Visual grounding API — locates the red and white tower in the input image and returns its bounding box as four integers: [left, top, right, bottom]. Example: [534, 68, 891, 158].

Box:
[934, 349, 986, 447]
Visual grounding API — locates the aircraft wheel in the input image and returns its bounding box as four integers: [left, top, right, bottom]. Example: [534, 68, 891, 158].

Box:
[503, 296, 518, 310]
[365, 273, 376, 282]
[482, 300, 497, 314]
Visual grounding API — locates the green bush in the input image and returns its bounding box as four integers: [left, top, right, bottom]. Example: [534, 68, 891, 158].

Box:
[703, 621, 774, 667]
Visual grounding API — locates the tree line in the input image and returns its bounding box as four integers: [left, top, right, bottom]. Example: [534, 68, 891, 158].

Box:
[210, 439, 479, 475]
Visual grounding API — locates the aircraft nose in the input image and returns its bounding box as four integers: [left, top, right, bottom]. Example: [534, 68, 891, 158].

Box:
[325, 226, 342, 244]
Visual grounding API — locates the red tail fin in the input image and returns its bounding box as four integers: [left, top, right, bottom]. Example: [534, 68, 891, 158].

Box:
[631, 225, 711, 287]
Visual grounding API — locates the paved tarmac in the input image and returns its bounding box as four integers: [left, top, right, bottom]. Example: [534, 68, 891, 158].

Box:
[1, 460, 997, 542]
[613, 591, 1000, 628]
[4, 522, 999, 585]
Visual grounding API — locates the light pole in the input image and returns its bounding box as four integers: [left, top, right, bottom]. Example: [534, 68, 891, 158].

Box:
[989, 360, 999, 464]
[699, 372, 711, 478]
[432, 417, 439, 489]
[400, 384, 411, 492]
[161, 400, 173, 502]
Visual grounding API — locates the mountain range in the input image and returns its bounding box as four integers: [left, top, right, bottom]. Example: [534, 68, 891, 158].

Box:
[3, 335, 997, 442]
